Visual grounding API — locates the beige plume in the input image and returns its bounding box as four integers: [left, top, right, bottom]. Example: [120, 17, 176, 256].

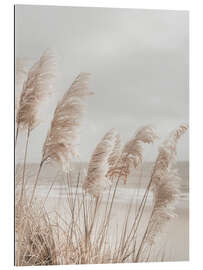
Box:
[83, 129, 117, 197]
[153, 123, 189, 176]
[110, 125, 158, 183]
[16, 49, 56, 131]
[144, 124, 188, 246]
[15, 58, 27, 115]
[106, 134, 122, 179]
[42, 73, 92, 172]
[16, 58, 27, 88]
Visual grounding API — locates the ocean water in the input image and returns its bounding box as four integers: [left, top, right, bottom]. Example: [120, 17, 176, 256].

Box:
[16, 161, 189, 208]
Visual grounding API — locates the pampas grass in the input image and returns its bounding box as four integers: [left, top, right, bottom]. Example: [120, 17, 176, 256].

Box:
[15, 123, 188, 265]
[107, 133, 122, 179]
[16, 49, 56, 132]
[15, 200, 57, 266]
[16, 58, 27, 87]
[15, 50, 189, 266]
[42, 72, 92, 172]
[135, 124, 188, 261]
[83, 129, 117, 197]
[16, 49, 56, 205]
[109, 125, 158, 183]
[15, 58, 28, 113]
[29, 73, 92, 205]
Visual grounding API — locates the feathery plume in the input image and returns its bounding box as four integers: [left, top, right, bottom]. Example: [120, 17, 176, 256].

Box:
[42, 73, 92, 172]
[83, 129, 117, 197]
[153, 123, 189, 175]
[145, 169, 181, 246]
[144, 124, 188, 245]
[110, 125, 158, 183]
[16, 58, 28, 88]
[15, 58, 27, 113]
[106, 134, 122, 179]
[135, 125, 158, 143]
[16, 49, 56, 130]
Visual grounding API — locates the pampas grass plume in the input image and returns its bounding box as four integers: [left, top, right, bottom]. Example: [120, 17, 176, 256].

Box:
[42, 72, 92, 172]
[16, 49, 56, 130]
[110, 125, 158, 183]
[107, 134, 122, 179]
[83, 129, 117, 197]
[145, 123, 189, 245]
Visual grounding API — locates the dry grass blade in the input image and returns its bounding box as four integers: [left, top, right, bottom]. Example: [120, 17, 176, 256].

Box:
[42, 72, 93, 172]
[15, 202, 57, 266]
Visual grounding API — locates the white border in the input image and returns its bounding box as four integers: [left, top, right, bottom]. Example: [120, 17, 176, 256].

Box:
[1, 0, 203, 269]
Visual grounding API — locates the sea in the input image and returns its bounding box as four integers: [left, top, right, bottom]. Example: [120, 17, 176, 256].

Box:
[15, 161, 189, 208]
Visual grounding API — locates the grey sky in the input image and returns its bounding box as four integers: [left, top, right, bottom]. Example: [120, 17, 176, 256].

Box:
[15, 5, 189, 163]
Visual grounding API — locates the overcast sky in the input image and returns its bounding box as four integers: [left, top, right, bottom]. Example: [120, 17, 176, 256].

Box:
[15, 5, 189, 163]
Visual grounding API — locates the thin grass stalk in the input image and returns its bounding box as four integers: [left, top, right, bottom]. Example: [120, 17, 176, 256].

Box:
[122, 171, 154, 253]
[103, 182, 113, 225]
[69, 171, 81, 239]
[132, 237, 138, 261]
[16, 199, 30, 265]
[15, 126, 19, 148]
[104, 153, 129, 225]
[40, 173, 59, 209]
[145, 244, 153, 262]
[65, 172, 82, 245]
[97, 175, 121, 252]
[108, 164, 149, 258]
[105, 176, 120, 222]
[73, 170, 81, 213]
[18, 127, 31, 205]
[117, 166, 155, 260]
[119, 191, 136, 254]
[135, 208, 154, 262]
[73, 171, 81, 206]
[62, 176, 73, 218]
[92, 183, 113, 249]
[86, 197, 100, 241]
[82, 192, 88, 246]
[71, 198, 84, 234]
[122, 244, 137, 262]
[130, 183, 150, 232]
[134, 165, 144, 212]
[83, 194, 100, 253]
[96, 154, 129, 252]
[116, 199, 134, 261]
[122, 178, 154, 261]
[66, 172, 74, 213]
[29, 160, 44, 207]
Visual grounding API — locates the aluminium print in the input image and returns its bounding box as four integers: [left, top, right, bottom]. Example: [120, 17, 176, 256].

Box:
[15, 5, 189, 266]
